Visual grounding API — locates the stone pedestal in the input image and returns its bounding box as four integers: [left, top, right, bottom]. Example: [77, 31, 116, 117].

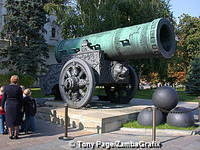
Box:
[36, 99, 147, 133]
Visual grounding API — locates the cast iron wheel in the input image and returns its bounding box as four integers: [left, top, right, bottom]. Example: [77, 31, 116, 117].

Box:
[104, 66, 138, 104]
[59, 58, 95, 108]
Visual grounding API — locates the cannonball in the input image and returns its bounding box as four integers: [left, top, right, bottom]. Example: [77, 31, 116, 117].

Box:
[137, 107, 164, 126]
[167, 107, 195, 127]
[152, 86, 178, 110]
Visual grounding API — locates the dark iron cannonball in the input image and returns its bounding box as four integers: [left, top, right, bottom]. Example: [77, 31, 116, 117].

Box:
[137, 107, 164, 126]
[152, 86, 178, 110]
[167, 107, 195, 127]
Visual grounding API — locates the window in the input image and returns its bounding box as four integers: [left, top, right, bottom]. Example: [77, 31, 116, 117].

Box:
[51, 27, 56, 38]
[3, 14, 7, 24]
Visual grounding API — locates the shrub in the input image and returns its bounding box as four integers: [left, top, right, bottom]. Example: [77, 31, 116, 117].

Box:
[186, 58, 200, 95]
[0, 73, 35, 88]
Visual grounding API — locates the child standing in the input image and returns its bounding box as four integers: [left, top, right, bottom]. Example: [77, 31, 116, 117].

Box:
[0, 86, 6, 134]
[23, 89, 37, 134]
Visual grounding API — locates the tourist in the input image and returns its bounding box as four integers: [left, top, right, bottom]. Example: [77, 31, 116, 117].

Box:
[1, 75, 23, 139]
[0, 86, 6, 134]
[23, 88, 36, 134]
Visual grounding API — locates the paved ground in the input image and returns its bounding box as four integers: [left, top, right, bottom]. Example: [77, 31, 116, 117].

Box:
[0, 118, 199, 150]
[0, 99, 199, 150]
[0, 119, 93, 150]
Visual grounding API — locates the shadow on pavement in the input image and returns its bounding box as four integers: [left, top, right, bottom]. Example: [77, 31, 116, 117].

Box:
[18, 119, 64, 139]
[18, 119, 95, 139]
[160, 136, 184, 144]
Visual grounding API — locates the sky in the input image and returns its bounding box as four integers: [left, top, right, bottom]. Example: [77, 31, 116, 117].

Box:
[170, 0, 200, 19]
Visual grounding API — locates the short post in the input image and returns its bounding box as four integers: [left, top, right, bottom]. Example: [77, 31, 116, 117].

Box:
[152, 106, 156, 141]
[58, 103, 74, 141]
[64, 103, 69, 137]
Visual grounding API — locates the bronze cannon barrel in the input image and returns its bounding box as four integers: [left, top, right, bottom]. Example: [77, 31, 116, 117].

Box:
[55, 18, 176, 63]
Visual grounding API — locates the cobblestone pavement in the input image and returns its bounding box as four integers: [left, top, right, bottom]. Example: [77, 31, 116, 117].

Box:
[0, 119, 199, 150]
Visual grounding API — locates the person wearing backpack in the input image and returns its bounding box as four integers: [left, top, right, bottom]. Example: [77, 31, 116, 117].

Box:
[23, 89, 36, 134]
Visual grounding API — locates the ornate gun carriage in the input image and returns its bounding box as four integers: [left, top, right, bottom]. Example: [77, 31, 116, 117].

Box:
[40, 18, 176, 108]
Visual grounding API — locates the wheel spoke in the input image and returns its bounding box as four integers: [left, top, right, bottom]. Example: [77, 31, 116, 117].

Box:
[72, 63, 78, 76]
[68, 89, 72, 95]
[66, 70, 72, 77]
[70, 91, 78, 101]
[79, 89, 85, 97]
[63, 80, 69, 88]
[78, 70, 84, 78]
[65, 90, 70, 100]
[79, 79, 89, 87]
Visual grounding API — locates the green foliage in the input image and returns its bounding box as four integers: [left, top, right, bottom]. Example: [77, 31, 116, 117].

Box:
[0, 73, 35, 88]
[44, 0, 173, 82]
[175, 14, 200, 72]
[165, 15, 200, 85]
[131, 57, 170, 82]
[0, 0, 49, 77]
[165, 15, 200, 86]
[122, 121, 197, 130]
[45, 0, 173, 38]
[186, 58, 200, 95]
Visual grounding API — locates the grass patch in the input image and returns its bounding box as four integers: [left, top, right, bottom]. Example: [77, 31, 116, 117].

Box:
[134, 89, 199, 102]
[95, 87, 199, 102]
[31, 87, 106, 98]
[134, 89, 154, 99]
[122, 121, 197, 130]
[94, 87, 105, 96]
[177, 91, 199, 102]
[31, 88, 53, 98]
[30, 87, 199, 102]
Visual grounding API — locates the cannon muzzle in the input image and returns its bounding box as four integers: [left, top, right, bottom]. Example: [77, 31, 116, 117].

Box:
[55, 18, 176, 63]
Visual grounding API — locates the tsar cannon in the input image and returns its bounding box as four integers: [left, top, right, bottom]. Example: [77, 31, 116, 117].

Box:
[40, 18, 176, 108]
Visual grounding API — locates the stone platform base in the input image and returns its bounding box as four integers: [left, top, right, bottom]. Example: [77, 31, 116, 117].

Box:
[36, 98, 148, 133]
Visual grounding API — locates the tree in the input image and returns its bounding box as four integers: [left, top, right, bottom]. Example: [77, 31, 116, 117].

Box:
[176, 14, 200, 73]
[167, 14, 200, 84]
[0, 0, 49, 77]
[45, 0, 173, 38]
[186, 58, 200, 95]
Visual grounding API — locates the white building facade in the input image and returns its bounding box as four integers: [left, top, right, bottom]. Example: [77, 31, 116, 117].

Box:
[43, 15, 63, 65]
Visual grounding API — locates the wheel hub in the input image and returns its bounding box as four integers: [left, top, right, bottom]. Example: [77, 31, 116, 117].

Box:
[65, 77, 79, 89]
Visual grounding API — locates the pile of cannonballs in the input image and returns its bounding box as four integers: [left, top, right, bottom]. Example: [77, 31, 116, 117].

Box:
[137, 86, 195, 127]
